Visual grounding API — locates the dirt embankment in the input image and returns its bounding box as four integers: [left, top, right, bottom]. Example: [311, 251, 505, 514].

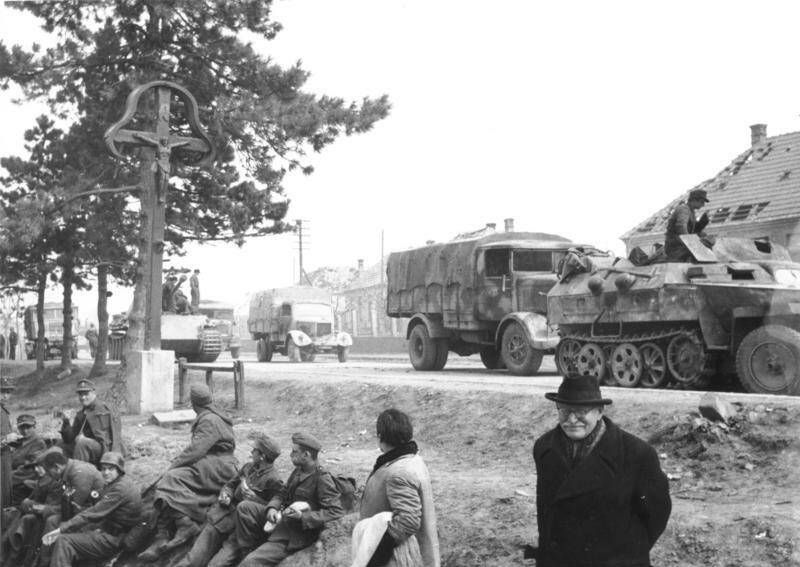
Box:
[3, 361, 799, 567]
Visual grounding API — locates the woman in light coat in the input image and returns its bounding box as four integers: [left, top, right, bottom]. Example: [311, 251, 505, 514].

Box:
[357, 409, 440, 567]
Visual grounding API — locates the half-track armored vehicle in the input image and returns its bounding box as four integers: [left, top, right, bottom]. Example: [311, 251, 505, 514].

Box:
[197, 300, 242, 359]
[548, 235, 800, 395]
[248, 286, 352, 362]
[108, 312, 223, 362]
[387, 231, 606, 374]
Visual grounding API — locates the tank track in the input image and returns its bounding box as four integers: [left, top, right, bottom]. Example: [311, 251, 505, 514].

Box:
[560, 326, 692, 344]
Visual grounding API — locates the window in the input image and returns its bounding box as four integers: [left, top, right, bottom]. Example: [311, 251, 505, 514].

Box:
[514, 250, 553, 272]
[710, 207, 730, 223]
[484, 248, 510, 277]
[730, 204, 753, 221]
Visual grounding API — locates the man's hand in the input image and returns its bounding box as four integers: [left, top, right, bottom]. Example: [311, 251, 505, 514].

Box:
[55, 408, 76, 422]
[266, 508, 280, 523]
[282, 507, 301, 519]
[42, 528, 60, 546]
[218, 490, 232, 506]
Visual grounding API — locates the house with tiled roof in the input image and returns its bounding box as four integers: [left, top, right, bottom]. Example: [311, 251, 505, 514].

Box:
[621, 124, 800, 258]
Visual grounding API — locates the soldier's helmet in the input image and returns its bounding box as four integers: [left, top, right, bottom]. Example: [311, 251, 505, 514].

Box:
[99, 451, 125, 474]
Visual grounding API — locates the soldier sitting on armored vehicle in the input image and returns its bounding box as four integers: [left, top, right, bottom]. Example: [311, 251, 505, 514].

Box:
[661, 188, 714, 263]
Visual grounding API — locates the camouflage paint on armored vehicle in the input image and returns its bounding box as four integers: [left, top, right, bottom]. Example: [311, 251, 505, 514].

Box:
[247, 286, 352, 362]
[549, 235, 800, 395]
[386, 231, 606, 375]
[107, 312, 223, 362]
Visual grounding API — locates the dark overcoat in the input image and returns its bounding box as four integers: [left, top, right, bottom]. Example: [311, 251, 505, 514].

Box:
[533, 417, 671, 567]
[61, 401, 123, 455]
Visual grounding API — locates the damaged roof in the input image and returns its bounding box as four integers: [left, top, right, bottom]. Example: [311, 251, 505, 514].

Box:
[621, 129, 800, 240]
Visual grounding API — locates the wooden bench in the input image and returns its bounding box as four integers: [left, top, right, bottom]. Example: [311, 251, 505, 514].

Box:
[177, 358, 245, 409]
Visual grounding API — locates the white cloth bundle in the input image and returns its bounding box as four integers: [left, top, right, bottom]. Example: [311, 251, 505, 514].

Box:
[351, 512, 423, 567]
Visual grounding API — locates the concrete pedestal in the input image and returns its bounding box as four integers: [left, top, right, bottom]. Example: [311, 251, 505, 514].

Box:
[127, 349, 175, 414]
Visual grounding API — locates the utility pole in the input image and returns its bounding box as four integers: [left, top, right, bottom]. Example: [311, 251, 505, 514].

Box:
[295, 219, 311, 285]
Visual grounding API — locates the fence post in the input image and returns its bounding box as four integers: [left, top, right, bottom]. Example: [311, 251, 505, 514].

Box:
[233, 360, 245, 410]
[205, 369, 214, 392]
[178, 358, 188, 404]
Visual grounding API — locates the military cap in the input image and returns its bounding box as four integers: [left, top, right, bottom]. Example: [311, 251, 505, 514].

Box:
[291, 432, 321, 452]
[190, 383, 213, 406]
[0, 378, 15, 392]
[688, 188, 710, 203]
[16, 414, 36, 427]
[253, 433, 281, 461]
[38, 446, 66, 467]
[99, 451, 125, 474]
[75, 379, 95, 392]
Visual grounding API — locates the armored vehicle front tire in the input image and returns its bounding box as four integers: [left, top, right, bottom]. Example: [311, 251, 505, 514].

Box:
[736, 325, 800, 395]
[256, 338, 273, 362]
[501, 322, 543, 376]
[408, 324, 444, 371]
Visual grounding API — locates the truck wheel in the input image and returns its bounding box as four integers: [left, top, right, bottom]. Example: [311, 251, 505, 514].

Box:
[287, 339, 302, 362]
[408, 324, 439, 370]
[501, 322, 543, 376]
[432, 339, 449, 370]
[337, 346, 349, 363]
[300, 349, 316, 362]
[230, 347, 240, 359]
[256, 339, 273, 362]
[736, 325, 800, 395]
[480, 346, 505, 369]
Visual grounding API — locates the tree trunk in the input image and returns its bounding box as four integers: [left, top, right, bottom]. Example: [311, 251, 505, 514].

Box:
[91, 263, 109, 377]
[60, 256, 75, 369]
[35, 271, 46, 372]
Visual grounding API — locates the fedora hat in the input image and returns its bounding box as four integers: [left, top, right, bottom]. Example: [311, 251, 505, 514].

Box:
[545, 374, 612, 406]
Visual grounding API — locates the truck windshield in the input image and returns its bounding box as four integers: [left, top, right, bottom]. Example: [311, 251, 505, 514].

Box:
[292, 303, 332, 322]
[513, 250, 555, 272]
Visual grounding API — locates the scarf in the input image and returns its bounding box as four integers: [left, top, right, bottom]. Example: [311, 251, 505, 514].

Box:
[371, 441, 418, 474]
[560, 418, 606, 468]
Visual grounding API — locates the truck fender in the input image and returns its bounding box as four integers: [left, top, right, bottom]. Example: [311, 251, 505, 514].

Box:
[406, 313, 448, 339]
[496, 312, 559, 350]
[335, 332, 353, 347]
[287, 330, 312, 347]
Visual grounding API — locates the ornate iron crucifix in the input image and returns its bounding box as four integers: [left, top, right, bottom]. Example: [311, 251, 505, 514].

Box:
[104, 81, 215, 350]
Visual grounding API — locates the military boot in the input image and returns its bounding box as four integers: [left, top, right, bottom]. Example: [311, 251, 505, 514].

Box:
[162, 516, 201, 553]
[137, 513, 171, 563]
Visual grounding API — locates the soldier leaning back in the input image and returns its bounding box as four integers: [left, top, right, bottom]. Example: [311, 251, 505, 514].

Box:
[58, 379, 123, 466]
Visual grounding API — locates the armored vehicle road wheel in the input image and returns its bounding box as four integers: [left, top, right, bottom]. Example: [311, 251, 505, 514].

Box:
[501, 322, 543, 376]
[667, 333, 706, 385]
[639, 342, 669, 388]
[337, 346, 349, 363]
[736, 325, 800, 395]
[287, 339, 302, 362]
[300, 349, 316, 362]
[555, 339, 581, 375]
[480, 346, 505, 370]
[256, 338, 273, 362]
[609, 343, 643, 388]
[408, 324, 440, 371]
[575, 343, 606, 383]
[230, 346, 240, 359]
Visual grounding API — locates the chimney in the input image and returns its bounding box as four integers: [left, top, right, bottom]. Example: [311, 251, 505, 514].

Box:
[504, 218, 515, 232]
[425, 240, 435, 246]
[357, 259, 364, 271]
[485, 223, 496, 231]
[750, 123, 767, 147]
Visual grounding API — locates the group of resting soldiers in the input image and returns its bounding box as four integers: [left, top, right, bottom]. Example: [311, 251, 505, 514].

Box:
[1, 377, 431, 567]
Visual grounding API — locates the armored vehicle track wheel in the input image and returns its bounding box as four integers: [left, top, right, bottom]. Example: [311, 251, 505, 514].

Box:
[555, 339, 581, 375]
[501, 322, 543, 376]
[735, 325, 800, 395]
[666, 333, 706, 385]
[480, 346, 505, 370]
[610, 343, 643, 388]
[575, 343, 606, 382]
[639, 342, 669, 388]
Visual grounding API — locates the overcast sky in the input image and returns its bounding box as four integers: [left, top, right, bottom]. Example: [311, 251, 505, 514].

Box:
[2, 0, 800, 321]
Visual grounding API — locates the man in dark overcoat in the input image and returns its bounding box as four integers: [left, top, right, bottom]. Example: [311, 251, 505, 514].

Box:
[532, 373, 671, 567]
[58, 380, 123, 466]
[176, 433, 284, 567]
[8, 328, 18, 360]
[46, 452, 142, 567]
[236, 432, 344, 567]
[139, 384, 237, 561]
[10, 414, 48, 504]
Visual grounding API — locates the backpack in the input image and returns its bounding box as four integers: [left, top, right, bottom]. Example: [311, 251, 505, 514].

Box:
[332, 474, 358, 513]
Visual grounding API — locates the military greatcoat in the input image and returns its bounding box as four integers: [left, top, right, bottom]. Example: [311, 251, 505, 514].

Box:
[60, 401, 123, 463]
[154, 405, 237, 522]
[10, 433, 47, 503]
[533, 416, 671, 567]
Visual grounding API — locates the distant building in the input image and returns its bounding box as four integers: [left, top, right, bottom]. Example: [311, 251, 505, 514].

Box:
[621, 124, 800, 258]
[335, 258, 406, 338]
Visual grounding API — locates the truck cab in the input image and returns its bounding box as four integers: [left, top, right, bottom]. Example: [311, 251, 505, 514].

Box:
[24, 303, 78, 360]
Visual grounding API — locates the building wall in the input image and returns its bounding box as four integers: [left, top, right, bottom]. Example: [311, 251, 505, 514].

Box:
[336, 284, 408, 338]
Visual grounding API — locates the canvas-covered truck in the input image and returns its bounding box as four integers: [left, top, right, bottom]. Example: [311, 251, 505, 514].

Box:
[386, 231, 606, 375]
[197, 300, 242, 358]
[24, 303, 78, 360]
[248, 286, 353, 362]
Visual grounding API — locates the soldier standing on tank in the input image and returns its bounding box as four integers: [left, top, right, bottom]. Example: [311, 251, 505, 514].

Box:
[9, 327, 18, 360]
[44, 452, 143, 567]
[163, 274, 178, 312]
[190, 269, 201, 313]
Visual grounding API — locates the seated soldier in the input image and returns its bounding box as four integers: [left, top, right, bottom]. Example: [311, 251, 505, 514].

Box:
[2, 450, 60, 567]
[235, 433, 344, 567]
[176, 433, 284, 567]
[139, 384, 237, 561]
[10, 414, 48, 505]
[36, 447, 104, 567]
[45, 452, 143, 567]
[58, 380, 123, 466]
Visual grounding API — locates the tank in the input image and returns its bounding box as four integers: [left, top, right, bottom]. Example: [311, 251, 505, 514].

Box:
[548, 235, 800, 395]
[196, 300, 242, 359]
[107, 312, 223, 362]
